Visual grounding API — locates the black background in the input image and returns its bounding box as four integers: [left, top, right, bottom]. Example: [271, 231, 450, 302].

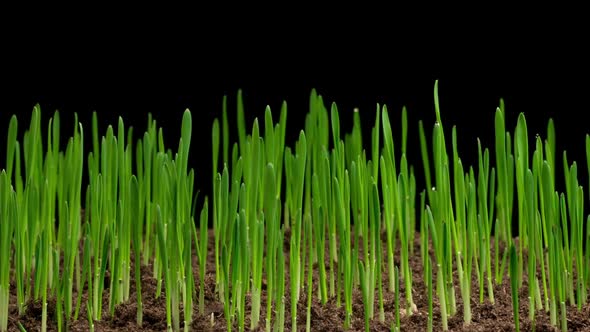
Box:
[2, 13, 589, 203]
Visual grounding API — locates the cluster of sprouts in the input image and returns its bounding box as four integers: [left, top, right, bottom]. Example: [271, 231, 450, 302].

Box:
[1, 82, 589, 332]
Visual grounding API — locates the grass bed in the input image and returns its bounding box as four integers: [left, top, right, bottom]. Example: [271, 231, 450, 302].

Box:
[2, 82, 590, 331]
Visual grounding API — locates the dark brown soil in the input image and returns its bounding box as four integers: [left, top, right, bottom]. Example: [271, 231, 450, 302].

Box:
[7, 231, 590, 331]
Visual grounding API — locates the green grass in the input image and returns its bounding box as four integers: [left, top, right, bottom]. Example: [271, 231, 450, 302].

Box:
[1, 82, 590, 332]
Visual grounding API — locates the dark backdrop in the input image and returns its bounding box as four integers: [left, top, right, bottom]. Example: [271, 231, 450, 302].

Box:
[2, 19, 589, 208]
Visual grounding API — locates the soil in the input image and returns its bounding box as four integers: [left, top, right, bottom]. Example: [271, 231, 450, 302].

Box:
[7, 230, 590, 331]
